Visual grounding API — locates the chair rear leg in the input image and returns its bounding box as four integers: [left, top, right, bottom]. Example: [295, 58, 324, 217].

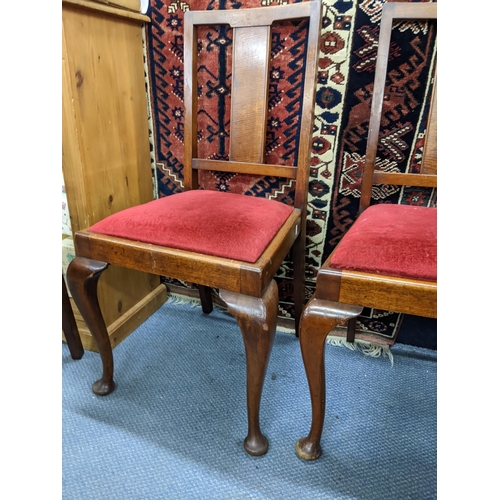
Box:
[346, 317, 357, 343]
[296, 299, 363, 460]
[198, 285, 213, 314]
[220, 280, 278, 457]
[62, 274, 84, 360]
[67, 257, 115, 396]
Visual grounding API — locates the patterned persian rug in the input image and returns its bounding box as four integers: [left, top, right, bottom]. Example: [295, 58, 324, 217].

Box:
[143, 0, 437, 347]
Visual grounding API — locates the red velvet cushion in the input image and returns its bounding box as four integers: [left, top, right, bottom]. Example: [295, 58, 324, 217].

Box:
[88, 190, 294, 263]
[330, 204, 437, 281]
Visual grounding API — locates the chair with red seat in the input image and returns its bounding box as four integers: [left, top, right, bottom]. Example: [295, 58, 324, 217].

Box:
[67, 1, 322, 457]
[295, 1, 437, 461]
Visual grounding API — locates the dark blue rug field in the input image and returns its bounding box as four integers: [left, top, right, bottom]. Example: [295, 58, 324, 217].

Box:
[62, 298, 437, 499]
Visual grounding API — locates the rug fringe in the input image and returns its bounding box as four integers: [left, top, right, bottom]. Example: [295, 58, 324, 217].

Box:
[166, 294, 393, 364]
[326, 335, 394, 366]
[276, 325, 296, 334]
[166, 292, 228, 311]
[167, 294, 302, 333]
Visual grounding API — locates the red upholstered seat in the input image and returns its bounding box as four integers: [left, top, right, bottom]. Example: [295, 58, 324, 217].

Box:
[330, 204, 437, 281]
[89, 190, 294, 264]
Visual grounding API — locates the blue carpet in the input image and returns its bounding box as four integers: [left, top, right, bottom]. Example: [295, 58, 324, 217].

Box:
[62, 299, 437, 500]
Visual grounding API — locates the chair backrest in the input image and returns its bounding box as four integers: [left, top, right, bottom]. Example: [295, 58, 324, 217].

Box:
[183, 1, 322, 211]
[359, 2, 437, 214]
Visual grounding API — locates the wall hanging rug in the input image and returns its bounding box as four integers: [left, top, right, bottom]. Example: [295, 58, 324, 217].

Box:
[144, 0, 437, 348]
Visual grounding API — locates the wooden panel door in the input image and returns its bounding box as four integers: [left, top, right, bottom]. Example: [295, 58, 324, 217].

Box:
[62, 0, 166, 351]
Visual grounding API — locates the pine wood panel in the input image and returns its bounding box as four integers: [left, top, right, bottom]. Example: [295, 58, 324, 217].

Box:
[64, 285, 167, 352]
[62, 3, 164, 341]
[92, 0, 141, 13]
[63, 0, 148, 22]
[62, 6, 153, 229]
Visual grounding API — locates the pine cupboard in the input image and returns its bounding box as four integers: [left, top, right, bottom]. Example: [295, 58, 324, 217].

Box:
[62, 0, 166, 351]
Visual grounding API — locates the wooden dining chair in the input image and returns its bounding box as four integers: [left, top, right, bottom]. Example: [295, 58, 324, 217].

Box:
[295, 1, 437, 461]
[67, 1, 321, 456]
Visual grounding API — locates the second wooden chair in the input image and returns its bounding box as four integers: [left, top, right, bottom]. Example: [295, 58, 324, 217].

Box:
[295, 1, 437, 461]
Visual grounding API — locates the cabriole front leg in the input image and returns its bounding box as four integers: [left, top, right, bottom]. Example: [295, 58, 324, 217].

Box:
[220, 280, 278, 456]
[67, 257, 114, 396]
[296, 299, 363, 460]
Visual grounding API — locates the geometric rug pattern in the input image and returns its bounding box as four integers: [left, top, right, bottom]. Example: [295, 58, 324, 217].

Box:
[144, 0, 437, 345]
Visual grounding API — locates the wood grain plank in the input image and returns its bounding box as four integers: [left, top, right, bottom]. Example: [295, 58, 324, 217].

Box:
[422, 69, 437, 175]
[74, 231, 245, 293]
[338, 270, 437, 318]
[62, 6, 154, 228]
[62, 0, 150, 22]
[240, 210, 302, 296]
[229, 26, 270, 163]
[192, 159, 297, 179]
[372, 172, 437, 187]
[63, 4, 162, 330]
[188, 1, 314, 28]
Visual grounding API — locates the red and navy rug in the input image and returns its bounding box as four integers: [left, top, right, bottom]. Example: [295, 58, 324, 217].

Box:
[144, 0, 437, 345]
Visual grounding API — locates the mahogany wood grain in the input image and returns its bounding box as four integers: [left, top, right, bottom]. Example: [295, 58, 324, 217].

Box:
[313, 265, 342, 302]
[197, 285, 214, 314]
[186, 1, 315, 28]
[387, 1, 437, 19]
[293, 0, 322, 212]
[422, 70, 437, 176]
[67, 257, 114, 395]
[62, 274, 84, 360]
[74, 230, 244, 293]
[371, 172, 437, 188]
[338, 270, 437, 318]
[192, 159, 297, 180]
[239, 210, 301, 297]
[182, 16, 198, 191]
[292, 235, 306, 335]
[230, 26, 270, 163]
[296, 2, 438, 461]
[220, 280, 279, 456]
[295, 299, 363, 460]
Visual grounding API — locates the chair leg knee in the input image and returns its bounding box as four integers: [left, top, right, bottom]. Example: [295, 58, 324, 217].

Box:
[220, 280, 278, 456]
[296, 299, 363, 460]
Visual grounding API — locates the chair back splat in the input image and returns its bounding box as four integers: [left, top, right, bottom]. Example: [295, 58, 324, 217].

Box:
[296, 1, 437, 462]
[67, 1, 322, 458]
[359, 1, 437, 214]
[184, 1, 321, 214]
